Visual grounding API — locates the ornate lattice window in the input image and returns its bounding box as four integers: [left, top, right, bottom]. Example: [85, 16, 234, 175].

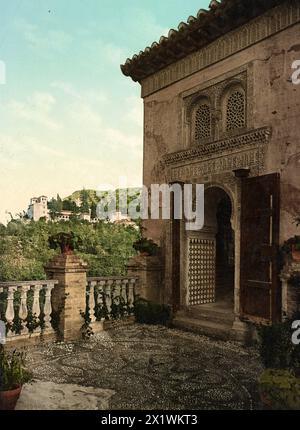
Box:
[188, 238, 216, 305]
[226, 90, 245, 132]
[194, 103, 211, 141]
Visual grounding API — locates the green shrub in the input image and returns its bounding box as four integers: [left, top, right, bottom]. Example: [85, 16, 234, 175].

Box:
[259, 369, 300, 410]
[133, 238, 159, 256]
[0, 345, 32, 391]
[134, 299, 172, 326]
[257, 315, 300, 372]
[257, 321, 294, 369]
[0, 219, 140, 281]
[281, 236, 300, 256]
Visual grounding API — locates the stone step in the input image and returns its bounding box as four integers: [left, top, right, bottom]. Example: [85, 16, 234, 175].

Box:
[172, 316, 235, 341]
[186, 306, 235, 325]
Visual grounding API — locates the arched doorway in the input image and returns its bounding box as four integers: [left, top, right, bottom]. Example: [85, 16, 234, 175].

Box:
[215, 194, 234, 305]
[187, 186, 235, 311]
[205, 187, 234, 308]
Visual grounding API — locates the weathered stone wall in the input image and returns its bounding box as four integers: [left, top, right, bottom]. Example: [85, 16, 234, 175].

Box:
[142, 23, 300, 239]
[141, 8, 300, 305]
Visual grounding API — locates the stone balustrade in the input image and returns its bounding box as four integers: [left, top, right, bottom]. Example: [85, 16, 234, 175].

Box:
[0, 280, 58, 342]
[86, 277, 138, 322]
[0, 261, 139, 344]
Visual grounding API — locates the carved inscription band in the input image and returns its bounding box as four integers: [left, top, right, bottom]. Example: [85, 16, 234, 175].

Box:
[169, 147, 265, 182]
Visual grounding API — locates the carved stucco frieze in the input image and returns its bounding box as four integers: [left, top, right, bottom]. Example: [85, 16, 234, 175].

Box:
[164, 127, 270, 184]
[164, 127, 270, 165]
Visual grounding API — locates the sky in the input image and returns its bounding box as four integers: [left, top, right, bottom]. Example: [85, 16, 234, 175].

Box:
[0, 0, 209, 223]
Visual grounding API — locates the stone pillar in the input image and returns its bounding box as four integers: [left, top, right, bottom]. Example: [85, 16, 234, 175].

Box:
[127, 255, 163, 304]
[231, 171, 250, 343]
[45, 253, 87, 341]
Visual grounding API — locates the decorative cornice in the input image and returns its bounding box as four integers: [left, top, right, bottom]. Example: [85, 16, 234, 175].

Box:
[163, 127, 271, 166]
[125, 1, 299, 97]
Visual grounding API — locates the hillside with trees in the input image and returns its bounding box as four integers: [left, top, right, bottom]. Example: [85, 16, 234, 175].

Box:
[0, 218, 140, 282]
[47, 188, 142, 220]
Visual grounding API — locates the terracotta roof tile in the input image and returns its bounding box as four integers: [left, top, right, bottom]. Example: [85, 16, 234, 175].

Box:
[121, 0, 285, 82]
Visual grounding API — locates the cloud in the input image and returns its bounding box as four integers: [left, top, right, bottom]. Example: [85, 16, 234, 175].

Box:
[123, 96, 143, 127]
[0, 84, 143, 224]
[50, 82, 142, 150]
[67, 100, 103, 130]
[51, 81, 107, 103]
[0, 134, 65, 162]
[93, 40, 127, 65]
[128, 9, 169, 49]
[9, 92, 61, 130]
[15, 19, 72, 54]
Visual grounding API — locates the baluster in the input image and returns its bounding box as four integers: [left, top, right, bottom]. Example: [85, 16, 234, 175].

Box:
[128, 278, 136, 313]
[105, 280, 113, 319]
[43, 283, 55, 332]
[18, 285, 30, 335]
[121, 279, 129, 315]
[114, 280, 121, 305]
[0, 287, 3, 320]
[97, 281, 106, 321]
[114, 280, 121, 319]
[88, 282, 96, 323]
[5, 286, 16, 337]
[31, 285, 42, 333]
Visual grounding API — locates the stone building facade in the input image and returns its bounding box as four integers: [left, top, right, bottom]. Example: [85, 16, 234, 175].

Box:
[122, 0, 300, 335]
[28, 196, 49, 221]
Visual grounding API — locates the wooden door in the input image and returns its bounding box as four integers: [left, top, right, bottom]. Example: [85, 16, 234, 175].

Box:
[240, 173, 281, 322]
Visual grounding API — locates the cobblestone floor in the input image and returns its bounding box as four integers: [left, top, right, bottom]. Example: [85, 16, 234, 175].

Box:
[26, 324, 263, 410]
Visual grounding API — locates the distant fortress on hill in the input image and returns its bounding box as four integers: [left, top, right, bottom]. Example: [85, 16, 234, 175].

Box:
[27, 195, 93, 222]
[27, 188, 141, 226]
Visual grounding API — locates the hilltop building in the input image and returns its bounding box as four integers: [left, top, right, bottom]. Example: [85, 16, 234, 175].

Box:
[27, 196, 135, 225]
[27, 196, 50, 221]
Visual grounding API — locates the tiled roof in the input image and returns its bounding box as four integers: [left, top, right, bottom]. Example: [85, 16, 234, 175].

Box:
[121, 0, 285, 82]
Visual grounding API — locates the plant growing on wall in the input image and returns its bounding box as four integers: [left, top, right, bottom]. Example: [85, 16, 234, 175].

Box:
[281, 236, 300, 263]
[49, 232, 82, 254]
[133, 238, 159, 256]
[80, 309, 94, 340]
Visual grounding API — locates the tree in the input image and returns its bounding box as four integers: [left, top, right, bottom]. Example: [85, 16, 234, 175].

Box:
[63, 199, 77, 212]
[80, 189, 90, 213]
[91, 203, 97, 220]
[0, 218, 140, 281]
[56, 194, 63, 212]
